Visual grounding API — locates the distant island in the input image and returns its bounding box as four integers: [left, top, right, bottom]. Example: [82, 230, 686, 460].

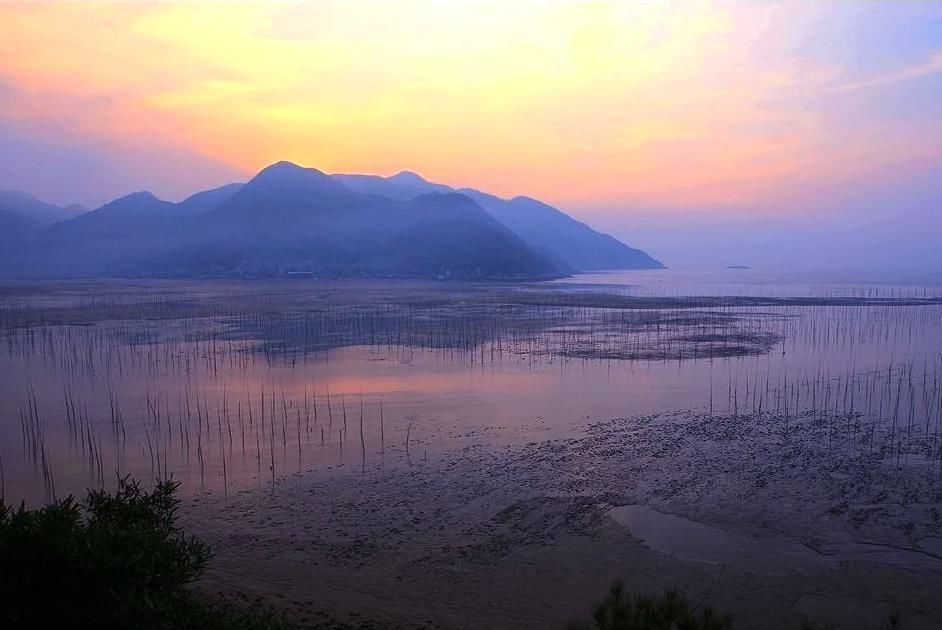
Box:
[727, 265, 751, 270]
[0, 162, 663, 280]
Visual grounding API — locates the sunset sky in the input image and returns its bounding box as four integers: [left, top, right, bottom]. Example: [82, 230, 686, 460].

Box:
[1, 1, 940, 269]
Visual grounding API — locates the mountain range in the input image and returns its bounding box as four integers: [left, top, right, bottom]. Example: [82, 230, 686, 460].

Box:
[0, 162, 663, 279]
[0, 190, 86, 249]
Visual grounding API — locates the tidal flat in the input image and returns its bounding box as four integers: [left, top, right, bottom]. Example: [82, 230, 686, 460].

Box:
[2, 274, 942, 628]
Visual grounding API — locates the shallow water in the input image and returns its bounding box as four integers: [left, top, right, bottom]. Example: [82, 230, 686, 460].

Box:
[2, 272, 942, 505]
[608, 504, 835, 575]
[556, 268, 942, 298]
[608, 505, 942, 575]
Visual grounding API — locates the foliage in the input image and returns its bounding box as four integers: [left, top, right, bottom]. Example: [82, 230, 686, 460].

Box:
[568, 580, 733, 630]
[0, 477, 293, 630]
[572, 581, 908, 630]
[0, 480, 912, 630]
[800, 612, 900, 630]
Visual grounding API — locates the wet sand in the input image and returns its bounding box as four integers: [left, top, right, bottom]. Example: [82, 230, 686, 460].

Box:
[183, 407, 942, 629]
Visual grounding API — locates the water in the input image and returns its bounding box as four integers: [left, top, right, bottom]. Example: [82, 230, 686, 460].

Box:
[609, 505, 942, 575]
[2, 272, 942, 504]
[554, 268, 942, 298]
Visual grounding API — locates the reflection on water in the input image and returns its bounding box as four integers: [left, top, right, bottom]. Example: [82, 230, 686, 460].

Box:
[2, 273, 942, 504]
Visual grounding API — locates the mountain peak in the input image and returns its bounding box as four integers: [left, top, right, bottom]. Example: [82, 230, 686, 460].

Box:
[258, 160, 306, 174]
[92, 191, 168, 215]
[389, 170, 429, 185]
[252, 161, 316, 181]
[110, 191, 159, 204]
[249, 161, 347, 194]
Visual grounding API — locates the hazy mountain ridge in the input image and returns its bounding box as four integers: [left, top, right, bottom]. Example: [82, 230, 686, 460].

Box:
[457, 189, 663, 271]
[0, 190, 86, 225]
[333, 171, 453, 201]
[0, 161, 662, 279]
[166, 164, 555, 279]
[335, 171, 663, 270]
[174, 183, 245, 216]
[14, 191, 185, 277]
[2, 163, 556, 279]
[0, 207, 44, 253]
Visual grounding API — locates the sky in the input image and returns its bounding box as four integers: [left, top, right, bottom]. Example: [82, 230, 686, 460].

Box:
[0, 1, 940, 271]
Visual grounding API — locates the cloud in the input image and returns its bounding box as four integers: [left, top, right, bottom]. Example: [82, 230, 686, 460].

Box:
[0, 0, 939, 225]
[830, 51, 942, 93]
[0, 92, 247, 208]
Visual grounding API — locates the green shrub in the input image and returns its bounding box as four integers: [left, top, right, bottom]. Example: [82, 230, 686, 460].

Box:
[571, 581, 908, 630]
[568, 580, 733, 630]
[0, 477, 292, 630]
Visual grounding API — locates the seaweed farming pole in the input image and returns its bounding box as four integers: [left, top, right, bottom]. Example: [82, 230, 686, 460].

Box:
[341, 393, 348, 443]
[359, 392, 366, 472]
[269, 390, 276, 492]
[708, 359, 714, 418]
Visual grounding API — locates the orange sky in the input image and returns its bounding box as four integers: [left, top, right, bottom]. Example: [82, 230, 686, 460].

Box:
[1, 1, 940, 215]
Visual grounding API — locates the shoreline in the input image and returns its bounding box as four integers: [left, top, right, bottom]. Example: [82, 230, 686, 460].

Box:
[182, 408, 942, 629]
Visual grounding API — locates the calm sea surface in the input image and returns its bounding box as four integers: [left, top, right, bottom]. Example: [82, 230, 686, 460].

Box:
[2, 270, 941, 503]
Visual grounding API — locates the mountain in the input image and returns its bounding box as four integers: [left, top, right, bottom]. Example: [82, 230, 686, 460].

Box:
[457, 190, 663, 271]
[1, 161, 663, 279]
[5, 162, 557, 280]
[209, 161, 354, 226]
[174, 183, 244, 215]
[150, 162, 555, 278]
[43, 191, 176, 240]
[334, 171, 663, 270]
[0, 190, 86, 225]
[16, 191, 182, 277]
[0, 208, 43, 253]
[334, 171, 453, 201]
